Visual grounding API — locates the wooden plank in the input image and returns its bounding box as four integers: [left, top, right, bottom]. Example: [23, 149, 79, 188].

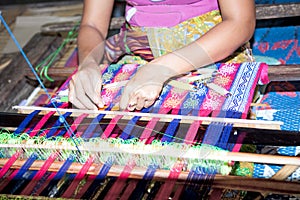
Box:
[0, 33, 63, 112]
[256, 3, 300, 20]
[268, 64, 300, 82]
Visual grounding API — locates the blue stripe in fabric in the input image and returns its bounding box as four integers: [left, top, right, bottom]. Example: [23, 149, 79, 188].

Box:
[129, 164, 158, 199]
[14, 110, 41, 135]
[82, 114, 106, 138]
[119, 116, 141, 140]
[161, 118, 181, 142]
[82, 158, 114, 198]
[40, 156, 74, 196]
[217, 123, 233, 150]
[14, 153, 37, 179]
[202, 122, 225, 145]
[46, 112, 72, 138]
[119, 107, 150, 140]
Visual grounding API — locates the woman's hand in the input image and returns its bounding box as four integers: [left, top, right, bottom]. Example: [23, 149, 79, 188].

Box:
[120, 62, 178, 111]
[68, 0, 114, 110]
[68, 60, 104, 110]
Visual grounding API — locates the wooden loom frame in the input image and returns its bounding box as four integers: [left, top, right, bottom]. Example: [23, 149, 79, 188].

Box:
[0, 1, 300, 198]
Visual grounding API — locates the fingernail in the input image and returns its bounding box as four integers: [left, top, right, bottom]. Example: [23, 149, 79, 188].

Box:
[97, 103, 104, 108]
[127, 103, 136, 111]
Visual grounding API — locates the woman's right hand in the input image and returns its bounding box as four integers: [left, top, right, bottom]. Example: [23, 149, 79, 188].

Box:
[68, 0, 114, 110]
[68, 60, 104, 110]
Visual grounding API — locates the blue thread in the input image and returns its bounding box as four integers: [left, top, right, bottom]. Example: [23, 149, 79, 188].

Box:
[217, 123, 233, 150]
[119, 107, 150, 139]
[202, 122, 225, 145]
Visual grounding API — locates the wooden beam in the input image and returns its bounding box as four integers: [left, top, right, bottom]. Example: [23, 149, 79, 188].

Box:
[256, 3, 300, 20]
[0, 158, 299, 195]
[268, 64, 300, 82]
[0, 33, 63, 112]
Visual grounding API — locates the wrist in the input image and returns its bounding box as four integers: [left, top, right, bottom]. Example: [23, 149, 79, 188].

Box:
[78, 58, 98, 70]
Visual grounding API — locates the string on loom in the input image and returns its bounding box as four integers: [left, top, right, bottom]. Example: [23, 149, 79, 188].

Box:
[0, 13, 81, 152]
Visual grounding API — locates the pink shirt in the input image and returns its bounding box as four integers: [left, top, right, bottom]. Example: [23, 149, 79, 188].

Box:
[125, 0, 219, 27]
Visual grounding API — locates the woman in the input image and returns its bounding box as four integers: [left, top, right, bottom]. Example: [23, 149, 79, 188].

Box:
[68, 0, 255, 111]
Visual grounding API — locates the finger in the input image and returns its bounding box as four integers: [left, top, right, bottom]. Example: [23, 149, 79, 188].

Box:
[81, 76, 104, 108]
[94, 79, 104, 108]
[127, 93, 139, 111]
[119, 87, 131, 110]
[68, 79, 76, 104]
[71, 96, 86, 109]
[69, 81, 88, 109]
[144, 99, 155, 108]
[75, 79, 98, 110]
[135, 95, 146, 110]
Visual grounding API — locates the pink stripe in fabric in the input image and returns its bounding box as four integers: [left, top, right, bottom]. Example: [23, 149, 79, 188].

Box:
[0, 151, 21, 178]
[155, 163, 184, 199]
[62, 156, 95, 198]
[172, 184, 185, 200]
[104, 161, 136, 200]
[0, 169, 20, 192]
[66, 113, 89, 138]
[211, 63, 240, 118]
[141, 90, 188, 143]
[29, 111, 56, 137]
[74, 175, 97, 199]
[259, 63, 269, 85]
[29, 103, 68, 136]
[120, 180, 139, 200]
[101, 115, 123, 139]
[139, 117, 160, 142]
[21, 152, 58, 195]
[34, 172, 57, 195]
[184, 120, 201, 145]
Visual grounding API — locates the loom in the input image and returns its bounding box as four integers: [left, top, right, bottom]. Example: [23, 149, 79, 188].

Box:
[0, 4, 300, 199]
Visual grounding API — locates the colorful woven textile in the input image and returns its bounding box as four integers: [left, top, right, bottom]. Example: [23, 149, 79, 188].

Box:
[103, 10, 253, 64]
[253, 81, 300, 180]
[252, 26, 300, 64]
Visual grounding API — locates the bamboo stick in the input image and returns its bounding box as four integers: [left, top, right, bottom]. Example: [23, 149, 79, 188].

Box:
[13, 105, 283, 130]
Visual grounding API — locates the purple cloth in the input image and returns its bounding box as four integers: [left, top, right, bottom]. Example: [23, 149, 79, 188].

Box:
[125, 0, 219, 27]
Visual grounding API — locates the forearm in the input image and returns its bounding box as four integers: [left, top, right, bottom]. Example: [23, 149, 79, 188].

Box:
[77, 0, 114, 66]
[77, 25, 106, 66]
[151, 19, 255, 78]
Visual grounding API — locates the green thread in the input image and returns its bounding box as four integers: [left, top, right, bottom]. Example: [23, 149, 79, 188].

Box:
[35, 21, 80, 82]
[0, 128, 232, 174]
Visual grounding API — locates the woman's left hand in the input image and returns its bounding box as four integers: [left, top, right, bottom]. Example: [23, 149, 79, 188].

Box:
[120, 62, 177, 111]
